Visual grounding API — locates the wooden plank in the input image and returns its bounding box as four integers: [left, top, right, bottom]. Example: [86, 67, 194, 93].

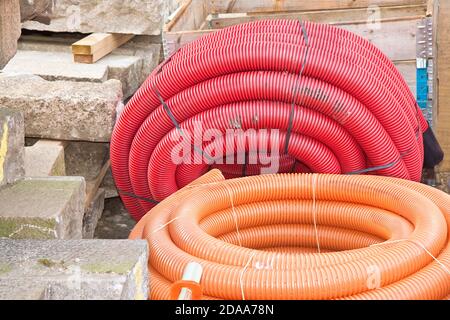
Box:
[394, 60, 417, 96]
[84, 159, 110, 208]
[167, 0, 208, 32]
[436, 0, 450, 171]
[208, 0, 427, 14]
[72, 33, 134, 64]
[164, 29, 215, 57]
[341, 19, 418, 61]
[73, 54, 94, 64]
[163, 0, 210, 56]
[208, 5, 427, 28]
[426, 0, 434, 16]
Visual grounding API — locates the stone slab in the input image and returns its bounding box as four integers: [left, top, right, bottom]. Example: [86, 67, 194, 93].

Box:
[3, 50, 146, 98]
[0, 109, 24, 187]
[0, 0, 21, 69]
[83, 188, 105, 239]
[22, 0, 179, 36]
[65, 141, 109, 180]
[0, 281, 47, 300]
[17, 36, 161, 98]
[0, 74, 123, 142]
[4, 50, 109, 82]
[19, 0, 53, 24]
[0, 239, 148, 300]
[25, 140, 66, 177]
[0, 177, 85, 239]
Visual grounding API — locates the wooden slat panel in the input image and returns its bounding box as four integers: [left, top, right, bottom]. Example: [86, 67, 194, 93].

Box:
[340, 19, 418, 61]
[394, 60, 417, 96]
[167, 0, 209, 32]
[165, 16, 419, 61]
[436, 0, 450, 171]
[208, 0, 427, 14]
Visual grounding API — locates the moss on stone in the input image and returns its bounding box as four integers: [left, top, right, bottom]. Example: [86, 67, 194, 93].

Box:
[0, 217, 57, 239]
[81, 261, 135, 275]
[37, 258, 65, 268]
[0, 263, 12, 275]
[8, 179, 79, 193]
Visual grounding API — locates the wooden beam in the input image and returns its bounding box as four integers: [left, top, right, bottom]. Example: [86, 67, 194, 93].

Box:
[73, 54, 95, 64]
[208, 0, 427, 14]
[207, 5, 426, 29]
[71, 33, 134, 64]
[426, 0, 434, 16]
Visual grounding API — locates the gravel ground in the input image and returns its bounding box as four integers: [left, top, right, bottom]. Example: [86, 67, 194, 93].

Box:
[94, 197, 136, 239]
[436, 171, 450, 194]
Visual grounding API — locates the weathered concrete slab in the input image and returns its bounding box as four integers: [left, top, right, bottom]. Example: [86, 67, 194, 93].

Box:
[0, 109, 24, 187]
[101, 54, 144, 99]
[25, 140, 66, 177]
[3, 50, 145, 97]
[0, 0, 21, 68]
[22, 0, 178, 36]
[17, 36, 161, 98]
[65, 142, 109, 237]
[0, 239, 148, 300]
[4, 50, 109, 82]
[0, 74, 123, 142]
[83, 188, 105, 239]
[101, 168, 119, 198]
[65, 142, 109, 180]
[0, 281, 47, 300]
[0, 177, 85, 239]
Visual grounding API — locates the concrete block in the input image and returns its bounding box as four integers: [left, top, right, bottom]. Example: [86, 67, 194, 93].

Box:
[0, 177, 85, 239]
[0, 74, 123, 142]
[0, 239, 148, 300]
[83, 188, 105, 239]
[25, 140, 66, 177]
[0, 109, 24, 187]
[22, 0, 179, 36]
[0, 0, 21, 68]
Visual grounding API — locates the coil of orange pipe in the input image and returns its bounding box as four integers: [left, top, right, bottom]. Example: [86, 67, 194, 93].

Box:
[130, 170, 450, 300]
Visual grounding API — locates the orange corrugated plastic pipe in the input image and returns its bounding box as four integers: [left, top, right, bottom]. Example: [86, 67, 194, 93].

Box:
[130, 170, 450, 299]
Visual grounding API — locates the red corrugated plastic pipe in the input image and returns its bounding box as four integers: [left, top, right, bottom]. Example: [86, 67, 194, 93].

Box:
[111, 20, 428, 221]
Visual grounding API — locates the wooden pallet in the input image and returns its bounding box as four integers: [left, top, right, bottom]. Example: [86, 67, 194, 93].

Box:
[164, 0, 427, 99]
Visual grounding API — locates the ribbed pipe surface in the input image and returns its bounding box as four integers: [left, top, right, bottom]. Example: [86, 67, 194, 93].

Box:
[130, 171, 450, 300]
[111, 20, 428, 220]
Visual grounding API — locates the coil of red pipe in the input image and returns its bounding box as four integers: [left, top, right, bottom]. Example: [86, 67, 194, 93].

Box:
[111, 20, 428, 221]
[130, 170, 450, 300]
